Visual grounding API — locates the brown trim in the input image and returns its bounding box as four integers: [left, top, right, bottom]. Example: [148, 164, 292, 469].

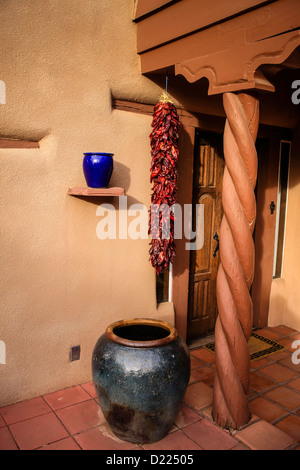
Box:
[135, 0, 300, 94]
[134, 0, 180, 23]
[252, 138, 280, 327]
[112, 98, 224, 131]
[112, 98, 292, 139]
[112, 99, 153, 117]
[273, 141, 291, 279]
[171, 124, 195, 340]
[0, 139, 40, 149]
[136, 0, 273, 54]
[105, 318, 178, 348]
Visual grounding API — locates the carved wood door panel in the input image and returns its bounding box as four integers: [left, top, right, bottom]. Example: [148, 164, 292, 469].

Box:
[187, 130, 224, 341]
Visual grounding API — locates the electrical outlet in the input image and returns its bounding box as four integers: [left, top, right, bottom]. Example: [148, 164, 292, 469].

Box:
[70, 345, 80, 362]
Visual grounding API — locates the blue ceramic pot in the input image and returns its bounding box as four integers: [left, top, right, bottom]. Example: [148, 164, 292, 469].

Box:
[83, 152, 113, 188]
[92, 319, 190, 444]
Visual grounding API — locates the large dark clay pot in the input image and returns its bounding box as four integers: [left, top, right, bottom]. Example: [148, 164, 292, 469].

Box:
[92, 318, 190, 444]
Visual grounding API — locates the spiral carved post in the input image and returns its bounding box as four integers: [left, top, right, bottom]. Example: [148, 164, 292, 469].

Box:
[212, 92, 259, 429]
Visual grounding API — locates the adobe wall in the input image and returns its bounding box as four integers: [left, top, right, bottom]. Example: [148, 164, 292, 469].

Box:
[0, 0, 227, 407]
[0, 0, 298, 406]
[0, 0, 168, 406]
[268, 121, 300, 331]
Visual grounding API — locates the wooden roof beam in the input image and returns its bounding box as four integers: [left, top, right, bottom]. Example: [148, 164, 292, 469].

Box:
[137, 0, 300, 95]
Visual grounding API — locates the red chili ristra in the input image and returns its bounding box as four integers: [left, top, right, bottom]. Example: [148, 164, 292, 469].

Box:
[148, 98, 180, 275]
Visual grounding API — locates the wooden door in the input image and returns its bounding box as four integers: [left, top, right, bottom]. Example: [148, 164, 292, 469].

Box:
[187, 130, 224, 341]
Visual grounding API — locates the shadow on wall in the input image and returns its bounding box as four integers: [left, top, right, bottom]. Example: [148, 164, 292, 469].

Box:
[267, 278, 287, 327]
[110, 160, 131, 193]
[146, 72, 224, 119]
[69, 161, 144, 207]
[268, 281, 300, 333]
[148, 67, 300, 330]
[172, 124, 194, 278]
[252, 134, 300, 325]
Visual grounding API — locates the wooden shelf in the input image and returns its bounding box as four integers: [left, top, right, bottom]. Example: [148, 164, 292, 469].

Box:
[0, 138, 39, 149]
[68, 187, 125, 197]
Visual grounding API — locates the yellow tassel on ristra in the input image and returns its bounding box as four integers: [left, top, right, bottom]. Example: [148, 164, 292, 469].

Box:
[159, 90, 174, 104]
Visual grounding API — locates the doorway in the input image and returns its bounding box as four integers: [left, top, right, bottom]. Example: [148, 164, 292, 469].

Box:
[187, 129, 224, 343]
[171, 121, 292, 343]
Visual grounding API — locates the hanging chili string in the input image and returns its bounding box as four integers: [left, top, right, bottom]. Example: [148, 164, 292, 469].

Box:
[148, 87, 180, 275]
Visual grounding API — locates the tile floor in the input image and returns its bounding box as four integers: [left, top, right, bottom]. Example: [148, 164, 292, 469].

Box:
[0, 325, 299, 450]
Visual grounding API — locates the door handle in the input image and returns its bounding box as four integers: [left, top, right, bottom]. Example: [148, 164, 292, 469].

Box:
[213, 232, 219, 258]
[270, 201, 276, 214]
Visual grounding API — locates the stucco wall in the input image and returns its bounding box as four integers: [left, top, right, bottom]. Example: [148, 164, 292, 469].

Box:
[268, 123, 300, 331]
[0, 0, 299, 407]
[0, 0, 173, 406]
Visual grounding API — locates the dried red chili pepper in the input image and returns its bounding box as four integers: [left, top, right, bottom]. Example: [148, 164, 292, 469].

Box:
[148, 93, 180, 275]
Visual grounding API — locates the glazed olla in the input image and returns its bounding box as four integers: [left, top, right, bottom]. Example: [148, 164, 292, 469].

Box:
[83, 152, 113, 188]
[91, 319, 190, 444]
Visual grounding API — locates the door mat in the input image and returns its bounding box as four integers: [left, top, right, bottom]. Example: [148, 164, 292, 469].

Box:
[203, 332, 285, 361]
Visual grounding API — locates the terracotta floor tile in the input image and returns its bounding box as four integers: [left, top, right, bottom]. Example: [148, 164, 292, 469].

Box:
[277, 337, 298, 353]
[231, 443, 251, 450]
[250, 358, 270, 370]
[270, 325, 298, 337]
[268, 350, 290, 362]
[264, 386, 300, 410]
[189, 365, 215, 386]
[249, 396, 287, 423]
[200, 405, 213, 421]
[143, 429, 202, 450]
[9, 412, 69, 450]
[80, 382, 97, 398]
[43, 385, 91, 410]
[56, 399, 104, 435]
[182, 418, 238, 450]
[259, 363, 297, 382]
[235, 419, 295, 450]
[174, 403, 201, 428]
[0, 426, 18, 450]
[279, 355, 300, 372]
[250, 371, 276, 392]
[1, 324, 298, 452]
[190, 348, 215, 364]
[190, 356, 204, 370]
[38, 436, 81, 450]
[0, 415, 6, 427]
[254, 328, 281, 340]
[0, 397, 51, 425]
[275, 414, 300, 442]
[74, 425, 138, 450]
[288, 377, 300, 392]
[246, 389, 257, 399]
[184, 381, 213, 411]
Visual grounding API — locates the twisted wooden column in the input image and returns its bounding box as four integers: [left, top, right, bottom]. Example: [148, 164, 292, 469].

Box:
[212, 92, 259, 429]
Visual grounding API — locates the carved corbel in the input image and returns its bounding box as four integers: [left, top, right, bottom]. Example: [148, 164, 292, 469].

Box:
[175, 30, 300, 95]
